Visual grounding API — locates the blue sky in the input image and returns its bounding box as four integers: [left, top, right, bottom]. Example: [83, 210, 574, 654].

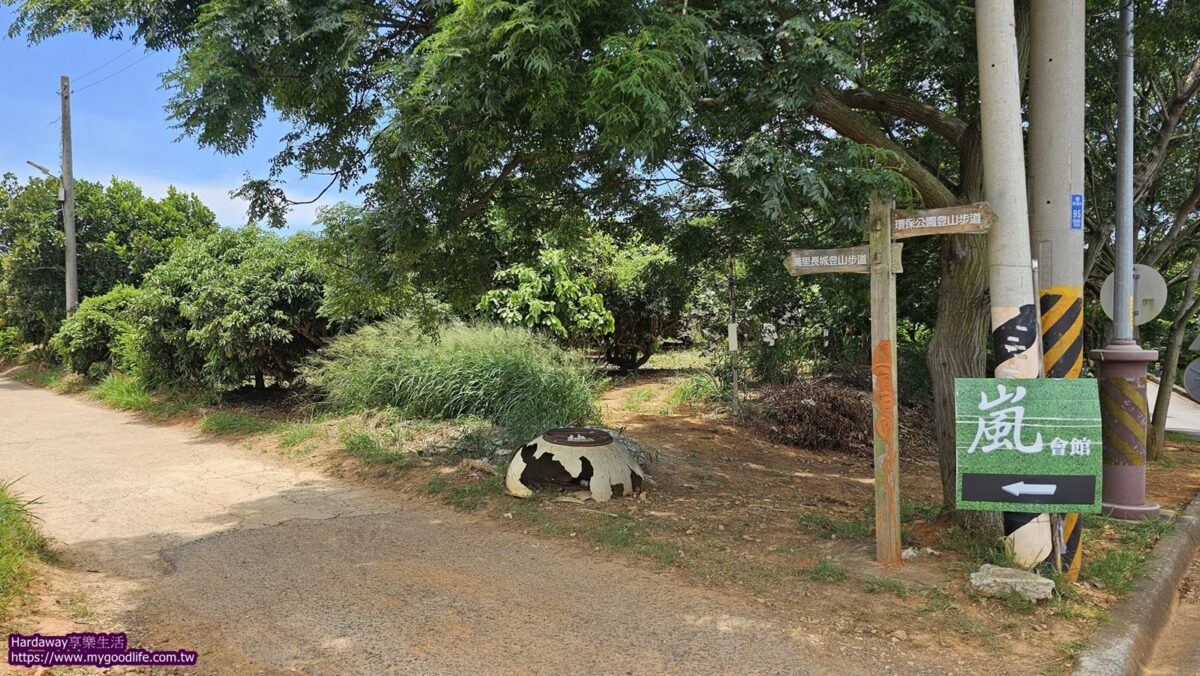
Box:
[0, 7, 356, 231]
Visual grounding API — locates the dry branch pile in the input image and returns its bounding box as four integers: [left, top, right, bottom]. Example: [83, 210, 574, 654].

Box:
[757, 378, 937, 459]
[759, 379, 873, 453]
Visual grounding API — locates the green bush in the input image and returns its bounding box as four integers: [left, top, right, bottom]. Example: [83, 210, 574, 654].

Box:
[478, 248, 614, 344]
[596, 240, 693, 371]
[50, 285, 142, 378]
[304, 321, 601, 443]
[0, 326, 24, 363]
[133, 226, 331, 391]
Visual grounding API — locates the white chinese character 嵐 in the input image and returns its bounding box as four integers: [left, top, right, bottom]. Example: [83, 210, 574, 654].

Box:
[966, 384, 1045, 454]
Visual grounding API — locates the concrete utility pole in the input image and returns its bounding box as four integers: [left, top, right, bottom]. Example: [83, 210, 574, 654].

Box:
[1029, 0, 1086, 380]
[1090, 1, 1160, 520]
[60, 75, 78, 314]
[1029, 0, 1086, 579]
[977, 1, 1042, 380]
[728, 258, 740, 416]
[976, 0, 1050, 568]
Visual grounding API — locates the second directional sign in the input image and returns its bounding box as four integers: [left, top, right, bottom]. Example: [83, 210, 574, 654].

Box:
[955, 378, 1103, 513]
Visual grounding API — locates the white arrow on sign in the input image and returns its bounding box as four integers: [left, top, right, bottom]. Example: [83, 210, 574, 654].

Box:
[1002, 481, 1058, 497]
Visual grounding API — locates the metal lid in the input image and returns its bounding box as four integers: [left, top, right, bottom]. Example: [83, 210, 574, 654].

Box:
[542, 427, 613, 447]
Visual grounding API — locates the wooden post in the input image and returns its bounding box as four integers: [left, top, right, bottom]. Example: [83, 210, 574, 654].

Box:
[786, 201, 991, 566]
[869, 191, 901, 566]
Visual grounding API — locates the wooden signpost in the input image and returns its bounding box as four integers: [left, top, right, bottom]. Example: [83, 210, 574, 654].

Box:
[785, 193, 995, 565]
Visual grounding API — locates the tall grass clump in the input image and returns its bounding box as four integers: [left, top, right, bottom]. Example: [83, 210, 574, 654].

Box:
[89, 373, 153, 411]
[303, 321, 601, 443]
[0, 481, 54, 618]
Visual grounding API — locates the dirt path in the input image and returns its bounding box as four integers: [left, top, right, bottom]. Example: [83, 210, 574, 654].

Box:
[0, 376, 901, 674]
[1145, 555, 1200, 675]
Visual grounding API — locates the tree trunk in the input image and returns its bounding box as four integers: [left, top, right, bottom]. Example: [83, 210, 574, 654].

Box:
[255, 370, 265, 390]
[926, 125, 1000, 532]
[928, 235, 989, 513]
[1148, 251, 1200, 460]
[1148, 321, 1188, 461]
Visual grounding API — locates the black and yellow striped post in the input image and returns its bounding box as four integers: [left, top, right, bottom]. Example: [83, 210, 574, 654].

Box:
[1040, 285, 1085, 580]
[1040, 287, 1084, 379]
[1090, 344, 1160, 521]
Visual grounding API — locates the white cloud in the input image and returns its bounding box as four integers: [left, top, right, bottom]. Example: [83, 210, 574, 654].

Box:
[119, 174, 343, 231]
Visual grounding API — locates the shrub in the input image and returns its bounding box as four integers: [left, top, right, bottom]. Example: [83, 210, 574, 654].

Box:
[595, 241, 692, 371]
[133, 227, 331, 391]
[0, 326, 25, 363]
[478, 248, 614, 345]
[50, 285, 142, 378]
[0, 175, 216, 343]
[303, 321, 601, 443]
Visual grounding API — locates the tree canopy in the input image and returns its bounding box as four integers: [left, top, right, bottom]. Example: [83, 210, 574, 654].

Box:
[0, 173, 217, 341]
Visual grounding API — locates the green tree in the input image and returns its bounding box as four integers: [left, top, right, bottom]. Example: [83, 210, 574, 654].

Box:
[0, 173, 217, 341]
[0, 0, 977, 513]
[134, 227, 331, 391]
[593, 238, 693, 371]
[1076, 3, 1200, 458]
[478, 247, 613, 344]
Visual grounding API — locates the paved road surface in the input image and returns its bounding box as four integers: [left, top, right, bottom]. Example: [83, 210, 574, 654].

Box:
[1145, 555, 1200, 675]
[1148, 380, 1200, 437]
[0, 377, 904, 674]
[1140, 384, 1200, 675]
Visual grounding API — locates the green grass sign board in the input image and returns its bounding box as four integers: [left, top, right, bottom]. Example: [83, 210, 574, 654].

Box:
[955, 378, 1103, 513]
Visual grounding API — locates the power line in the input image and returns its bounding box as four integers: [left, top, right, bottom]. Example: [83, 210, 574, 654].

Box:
[73, 44, 139, 84]
[71, 53, 155, 95]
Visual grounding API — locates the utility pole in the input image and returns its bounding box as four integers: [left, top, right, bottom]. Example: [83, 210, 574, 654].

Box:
[728, 258, 740, 416]
[1089, 1, 1160, 521]
[976, 0, 1050, 568]
[1029, 0, 1086, 580]
[61, 75, 78, 314]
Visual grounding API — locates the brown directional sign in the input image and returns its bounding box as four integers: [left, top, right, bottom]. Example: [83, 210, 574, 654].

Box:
[785, 243, 904, 276]
[890, 203, 994, 239]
